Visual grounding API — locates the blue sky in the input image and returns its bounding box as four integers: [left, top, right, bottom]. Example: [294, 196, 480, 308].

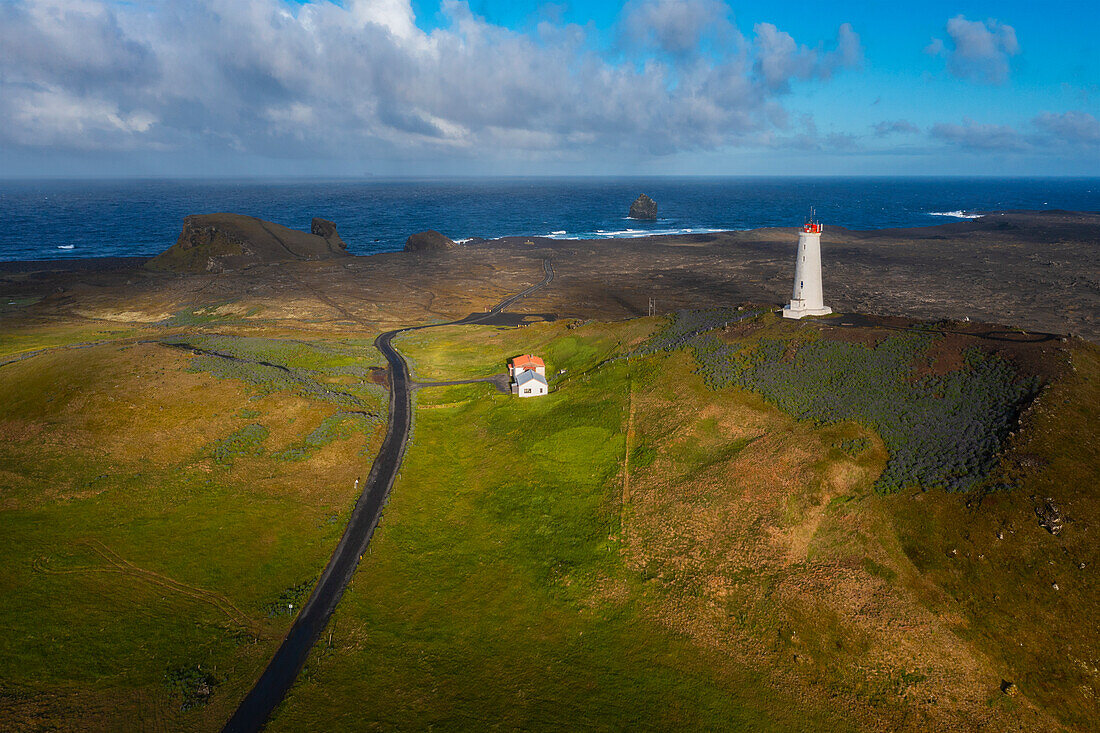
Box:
[1, 0, 1097, 177]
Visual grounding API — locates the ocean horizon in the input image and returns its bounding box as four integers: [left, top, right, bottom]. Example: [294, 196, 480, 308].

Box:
[1, 176, 1098, 263]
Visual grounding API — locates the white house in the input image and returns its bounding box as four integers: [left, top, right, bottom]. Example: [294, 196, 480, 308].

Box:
[512, 369, 549, 397]
[509, 354, 549, 397]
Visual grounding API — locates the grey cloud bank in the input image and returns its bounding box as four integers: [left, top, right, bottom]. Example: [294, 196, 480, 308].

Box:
[0, 0, 862, 166]
[0, 1, 1096, 176]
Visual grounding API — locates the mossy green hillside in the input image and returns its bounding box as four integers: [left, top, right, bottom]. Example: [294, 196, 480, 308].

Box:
[0, 322, 140, 360]
[1, 311, 1091, 731]
[275, 316, 1085, 731]
[272, 353, 853, 731]
[162, 333, 387, 412]
[0, 333, 385, 730]
[395, 318, 656, 381]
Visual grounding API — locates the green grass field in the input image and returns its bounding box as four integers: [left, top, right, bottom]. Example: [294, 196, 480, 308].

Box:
[1, 311, 1094, 731]
[395, 318, 655, 382]
[271, 353, 853, 731]
[0, 331, 386, 730]
[272, 316, 1093, 731]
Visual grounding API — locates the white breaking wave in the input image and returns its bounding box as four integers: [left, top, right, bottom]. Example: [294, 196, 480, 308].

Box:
[456, 227, 728, 243]
[929, 210, 983, 219]
[57, 244, 75, 249]
[544, 227, 724, 240]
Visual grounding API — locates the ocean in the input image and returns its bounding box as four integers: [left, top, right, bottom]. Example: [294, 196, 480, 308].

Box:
[0, 177, 1097, 263]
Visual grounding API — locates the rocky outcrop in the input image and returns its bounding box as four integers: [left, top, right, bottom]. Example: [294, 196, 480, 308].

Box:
[311, 218, 347, 251]
[146, 214, 350, 273]
[1035, 498, 1064, 535]
[629, 194, 658, 220]
[404, 230, 456, 252]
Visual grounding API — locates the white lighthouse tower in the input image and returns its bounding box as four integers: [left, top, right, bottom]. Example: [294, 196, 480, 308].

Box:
[782, 211, 832, 319]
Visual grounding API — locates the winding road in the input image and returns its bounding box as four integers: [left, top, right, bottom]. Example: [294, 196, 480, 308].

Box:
[223, 257, 554, 733]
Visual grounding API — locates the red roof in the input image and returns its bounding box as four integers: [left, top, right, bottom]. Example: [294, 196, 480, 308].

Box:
[510, 354, 545, 368]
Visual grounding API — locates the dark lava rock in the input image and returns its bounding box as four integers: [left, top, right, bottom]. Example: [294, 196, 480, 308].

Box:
[147, 213, 349, 273]
[311, 218, 347, 250]
[1035, 498, 1064, 535]
[629, 194, 658, 220]
[404, 230, 456, 252]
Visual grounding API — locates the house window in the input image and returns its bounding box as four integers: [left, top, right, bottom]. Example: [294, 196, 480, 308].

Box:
[524, 389, 531, 394]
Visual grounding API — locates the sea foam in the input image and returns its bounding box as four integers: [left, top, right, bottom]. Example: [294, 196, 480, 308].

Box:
[544, 227, 724, 240]
[929, 211, 983, 219]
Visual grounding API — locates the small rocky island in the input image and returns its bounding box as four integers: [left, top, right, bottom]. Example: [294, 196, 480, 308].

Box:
[628, 194, 658, 220]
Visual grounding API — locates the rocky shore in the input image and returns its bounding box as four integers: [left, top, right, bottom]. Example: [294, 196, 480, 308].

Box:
[2, 210, 1097, 342]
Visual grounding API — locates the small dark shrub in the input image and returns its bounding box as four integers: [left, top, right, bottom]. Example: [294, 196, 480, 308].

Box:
[165, 664, 220, 711]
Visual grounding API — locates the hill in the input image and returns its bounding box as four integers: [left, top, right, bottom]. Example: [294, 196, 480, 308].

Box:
[146, 214, 349, 273]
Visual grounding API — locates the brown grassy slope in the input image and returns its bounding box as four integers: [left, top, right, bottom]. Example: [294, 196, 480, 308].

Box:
[1, 250, 550, 339]
[883, 341, 1100, 731]
[620, 349, 1064, 731]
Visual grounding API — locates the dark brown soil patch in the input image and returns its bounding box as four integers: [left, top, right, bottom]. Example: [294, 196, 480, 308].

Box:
[912, 332, 970, 378]
[819, 325, 888, 349]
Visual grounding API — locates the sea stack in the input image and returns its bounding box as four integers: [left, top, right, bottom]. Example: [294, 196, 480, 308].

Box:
[782, 214, 832, 319]
[628, 194, 657, 220]
[311, 218, 347, 251]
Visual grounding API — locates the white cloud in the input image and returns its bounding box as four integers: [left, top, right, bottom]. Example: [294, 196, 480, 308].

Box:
[752, 22, 862, 91]
[930, 118, 1027, 151]
[347, 0, 419, 39]
[928, 111, 1100, 156]
[0, 0, 864, 162]
[1032, 111, 1100, 146]
[873, 119, 919, 136]
[927, 15, 1019, 84]
[620, 0, 736, 55]
[7, 86, 157, 150]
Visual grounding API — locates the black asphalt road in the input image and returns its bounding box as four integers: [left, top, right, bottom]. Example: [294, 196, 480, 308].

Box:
[222, 258, 553, 733]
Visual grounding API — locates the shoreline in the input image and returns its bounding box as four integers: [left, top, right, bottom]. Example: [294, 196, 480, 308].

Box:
[3, 209, 1098, 273]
